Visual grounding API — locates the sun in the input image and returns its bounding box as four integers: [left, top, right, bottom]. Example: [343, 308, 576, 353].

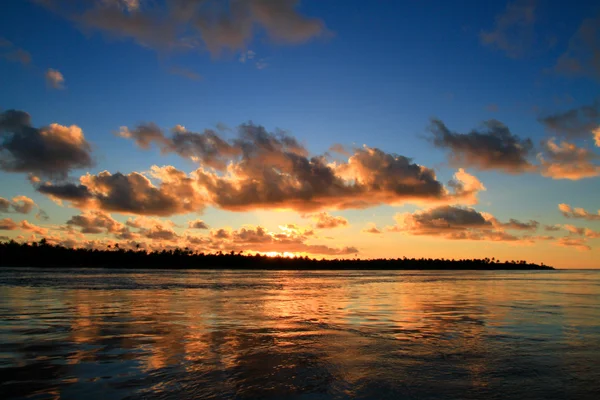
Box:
[263, 251, 297, 258]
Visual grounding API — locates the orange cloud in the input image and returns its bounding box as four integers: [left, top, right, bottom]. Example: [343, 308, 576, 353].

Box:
[554, 237, 591, 251]
[45, 69, 65, 89]
[0, 195, 37, 214]
[19, 220, 47, 235]
[538, 138, 600, 180]
[305, 212, 348, 229]
[362, 223, 382, 234]
[559, 203, 600, 221]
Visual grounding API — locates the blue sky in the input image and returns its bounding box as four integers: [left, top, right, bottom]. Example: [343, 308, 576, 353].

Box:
[1, 0, 599, 267]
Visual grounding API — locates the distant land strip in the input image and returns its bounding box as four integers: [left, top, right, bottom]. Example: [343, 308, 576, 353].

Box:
[0, 239, 554, 270]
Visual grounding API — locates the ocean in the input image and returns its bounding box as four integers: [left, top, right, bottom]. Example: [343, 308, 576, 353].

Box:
[1, 268, 599, 399]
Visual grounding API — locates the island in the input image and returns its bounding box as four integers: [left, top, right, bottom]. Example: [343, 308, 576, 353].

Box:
[0, 239, 554, 270]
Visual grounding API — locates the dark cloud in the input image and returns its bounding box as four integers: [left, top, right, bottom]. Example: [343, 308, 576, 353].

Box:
[538, 138, 600, 180]
[0, 38, 32, 65]
[38, 0, 326, 55]
[544, 224, 562, 231]
[38, 183, 93, 203]
[305, 212, 348, 229]
[480, 0, 536, 58]
[554, 15, 600, 81]
[36, 209, 50, 221]
[488, 217, 539, 231]
[538, 101, 600, 139]
[0, 109, 93, 178]
[386, 205, 540, 242]
[428, 119, 534, 173]
[117, 123, 171, 150]
[37, 167, 207, 216]
[558, 203, 600, 221]
[188, 219, 209, 229]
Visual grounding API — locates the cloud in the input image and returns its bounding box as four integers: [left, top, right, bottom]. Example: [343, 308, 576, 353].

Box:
[141, 224, 179, 241]
[188, 219, 209, 229]
[563, 224, 585, 236]
[558, 203, 600, 221]
[0, 38, 32, 65]
[0, 217, 47, 235]
[489, 217, 539, 231]
[544, 224, 562, 231]
[117, 121, 487, 213]
[0, 195, 37, 214]
[584, 228, 600, 239]
[362, 223, 382, 234]
[117, 123, 171, 150]
[239, 49, 256, 63]
[538, 138, 600, 180]
[38, 0, 327, 55]
[201, 225, 357, 256]
[19, 220, 48, 235]
[168, 66, 202, 81]
[538, 101, 600, 139]
[428, 118, 534, 173]
[329, 143, 350, 156]
[66, 211, 125, 234]
[386, 205, 533, 242]
[37, 166, 207, 216]
[45, 68, 65, 89]
[255, 59, 268, 69]
[486, 104, 499, 112]
[278, 223, 314, 237]
[0, 109, 93, 178]
[554, 237, 591, 251]
[305, 212, 348, 229]
[554, 15, 600, 81]
[594, 127, 600, 147]
[480, 0, 536, 58]
[0, 217, 18, 230]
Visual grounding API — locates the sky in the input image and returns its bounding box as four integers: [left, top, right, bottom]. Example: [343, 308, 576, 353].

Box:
[1, 0, 599, 268]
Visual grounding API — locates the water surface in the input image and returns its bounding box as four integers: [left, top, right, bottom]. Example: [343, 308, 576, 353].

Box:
[1, 268, 599, 399]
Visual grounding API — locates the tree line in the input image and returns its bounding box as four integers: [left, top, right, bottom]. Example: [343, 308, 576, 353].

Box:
[0, 239, 554, 270]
